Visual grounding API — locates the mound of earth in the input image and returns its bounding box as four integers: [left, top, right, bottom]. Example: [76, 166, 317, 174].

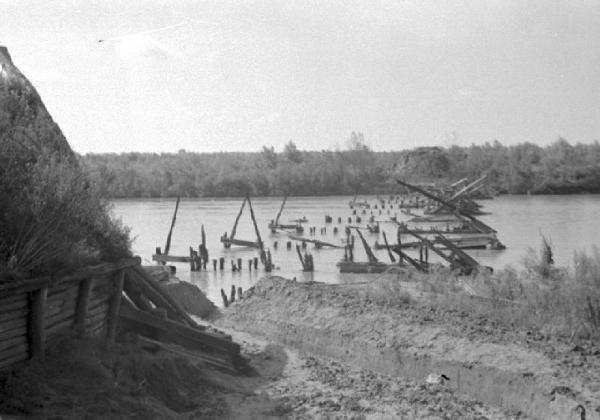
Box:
[161, 280, 218, 319]
[218, 276, 600, 420]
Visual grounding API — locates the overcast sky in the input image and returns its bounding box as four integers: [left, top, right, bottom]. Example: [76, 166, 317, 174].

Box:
[2, 0, 599, 153]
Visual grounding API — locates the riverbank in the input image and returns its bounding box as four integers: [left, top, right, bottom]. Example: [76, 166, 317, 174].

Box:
[216, 276, 600, 419]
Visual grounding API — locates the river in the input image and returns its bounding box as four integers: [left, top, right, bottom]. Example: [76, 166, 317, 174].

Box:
[111, 195, 600, 306]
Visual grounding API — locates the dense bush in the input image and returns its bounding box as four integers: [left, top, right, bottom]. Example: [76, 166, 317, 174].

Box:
[0, 49, 130, 280]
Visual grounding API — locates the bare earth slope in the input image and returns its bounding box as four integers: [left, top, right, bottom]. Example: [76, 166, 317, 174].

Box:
[217, 276, 600, 420]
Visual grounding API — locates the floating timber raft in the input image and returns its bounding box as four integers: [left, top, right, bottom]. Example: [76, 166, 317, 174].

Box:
[221, 196, 263, 249]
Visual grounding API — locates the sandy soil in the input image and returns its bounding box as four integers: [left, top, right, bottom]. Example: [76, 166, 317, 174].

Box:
[222, 329, 519, 420]
[216, 276, 600, 420]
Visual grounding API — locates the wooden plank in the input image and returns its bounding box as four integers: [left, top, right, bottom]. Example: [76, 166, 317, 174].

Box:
[220, 237, 261, 248]
[29, 286, 48, 361]
[0, 257, 141, 296]
[122, 276, 154, 311]
[0, 317, 28, 335]
[75, 278, 94, 337]
[0, 335, 27, 352]
[118, 304, 240, 355]
[152, 254, 194, 263]
[288, 235, 343, 249]
[130, 266, 200, 328]
[0, 346, 29, 369]
[106, 270, 125, 342]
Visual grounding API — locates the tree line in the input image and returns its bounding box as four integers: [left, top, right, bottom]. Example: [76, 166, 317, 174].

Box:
[80, 134, 600, 198]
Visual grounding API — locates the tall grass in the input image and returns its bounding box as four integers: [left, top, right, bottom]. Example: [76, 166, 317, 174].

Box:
[367, 241, 600, 341]
[415, 242, 600, 340]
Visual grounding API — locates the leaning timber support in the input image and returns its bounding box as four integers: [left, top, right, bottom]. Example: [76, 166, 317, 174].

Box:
[274, 195, 288, 226]
[230, 197, 247, 240]
[382, 231, 396, 263]
[247, 196, 264, 250]
[164, 196, 181, 256]
[296, 245, 307, 271]
[353, 227, 378, 264]
[395, 179, 496, 233]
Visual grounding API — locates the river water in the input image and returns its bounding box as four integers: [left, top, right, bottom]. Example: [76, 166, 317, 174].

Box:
[111, 195, 600, 306]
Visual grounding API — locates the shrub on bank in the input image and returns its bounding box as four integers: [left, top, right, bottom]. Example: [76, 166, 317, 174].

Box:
[417, 243, 600, 340]
[0, 46, 131, 281]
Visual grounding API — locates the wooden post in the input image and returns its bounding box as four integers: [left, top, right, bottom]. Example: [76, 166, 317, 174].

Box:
[248, 259, 252, 271]
[75, 278, 94, 337]
[253, 257, 258, 270]
[237, 258, 242, 271]
[189, 247, 195, 271]
[29, 286, 48, 360]
[213, 259, 217, 271]
[237, 287, 243, 299]
[106, 269, 125, 343]
[230, 285, 236, 304]
[219, 257, 225, 270]
[221, 289, 229, 307]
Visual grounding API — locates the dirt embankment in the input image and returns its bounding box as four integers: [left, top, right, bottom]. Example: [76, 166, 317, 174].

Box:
[217, 276, 600, 420]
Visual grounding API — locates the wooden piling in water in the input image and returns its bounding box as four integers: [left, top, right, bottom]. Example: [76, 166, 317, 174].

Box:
[221, 289, 229, 307]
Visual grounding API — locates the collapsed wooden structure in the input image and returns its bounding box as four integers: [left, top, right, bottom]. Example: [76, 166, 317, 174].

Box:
[221, 196, 263, 249]
[268, 196, 303, 233]
[0, 258, 244, 372]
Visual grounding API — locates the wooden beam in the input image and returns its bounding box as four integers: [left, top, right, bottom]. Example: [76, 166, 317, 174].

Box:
[382, 231, 396, 263]
[247, 196, 264, 250]
[274, 195, 288, 226]
[74, 278, 94, 337]
[164, 196, 181, 256]
[118, 304, 241, 363]
[230, 197, 247, 239]
[395, 179, 496, 233]
[130, 266, 200, 329]
[29, 286, 48, 361]
[152, 254, 193, 263]
[106, 269, 125, 343]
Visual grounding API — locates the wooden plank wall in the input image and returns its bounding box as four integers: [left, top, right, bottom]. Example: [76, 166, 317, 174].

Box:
[0, 258, 139, 370]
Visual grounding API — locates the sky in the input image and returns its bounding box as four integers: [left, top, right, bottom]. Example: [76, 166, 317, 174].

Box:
[1, 0, 599, 154]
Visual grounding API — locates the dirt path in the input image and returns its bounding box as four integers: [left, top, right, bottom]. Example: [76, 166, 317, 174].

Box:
[214, 328, 520, 419]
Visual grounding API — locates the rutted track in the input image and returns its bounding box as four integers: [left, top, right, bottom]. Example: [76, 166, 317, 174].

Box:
[216, 277, 600, 420]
